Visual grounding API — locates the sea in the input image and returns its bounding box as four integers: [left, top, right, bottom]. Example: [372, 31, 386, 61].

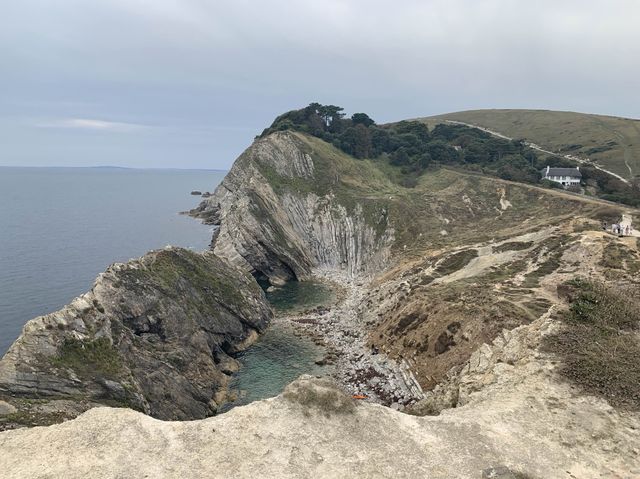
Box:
[0, 166, 223, 355]
[0, 166, 329, 406]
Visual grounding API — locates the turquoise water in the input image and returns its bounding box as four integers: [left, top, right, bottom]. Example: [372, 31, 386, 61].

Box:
[221, 322, 328, 412]
[221, 279, 335, 411]
[266, 280, 335, 313]
[0, 167, 225, 354]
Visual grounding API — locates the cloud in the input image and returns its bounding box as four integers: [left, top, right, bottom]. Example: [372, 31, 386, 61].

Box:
[35, 118, 148, 132]
[1, 0, 639, 167]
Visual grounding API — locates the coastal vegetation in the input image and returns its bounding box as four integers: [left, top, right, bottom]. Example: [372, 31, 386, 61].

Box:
[52, 338, 123, 380]
[261, 103, 640, 206]
[425, 109, 640, 181]
[544, 279, 640, 410]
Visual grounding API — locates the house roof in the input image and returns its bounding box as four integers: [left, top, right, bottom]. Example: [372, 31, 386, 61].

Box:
[541, 167, 582, 178]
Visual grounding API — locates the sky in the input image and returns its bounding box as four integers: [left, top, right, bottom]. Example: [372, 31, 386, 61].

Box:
[1, 0, 639, 169]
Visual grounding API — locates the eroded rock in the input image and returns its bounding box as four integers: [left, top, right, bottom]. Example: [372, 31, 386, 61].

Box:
[0, 247, 272, 427]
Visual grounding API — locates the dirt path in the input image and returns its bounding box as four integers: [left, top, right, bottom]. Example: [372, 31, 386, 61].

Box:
[444, 119, 631, 185]
[444, 166, 637, 213]
[620, 213, 639, 237]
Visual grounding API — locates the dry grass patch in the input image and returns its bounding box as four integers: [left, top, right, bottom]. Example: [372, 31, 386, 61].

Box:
[283, 376, 356, 416]
[543, 279, 640, 410]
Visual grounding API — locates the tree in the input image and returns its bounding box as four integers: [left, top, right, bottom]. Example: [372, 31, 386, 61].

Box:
[427, 140, 459, 164]
[390, 147, 410, 166]
[417, 152, 432, 169]
[371, 128, 392, 156]
[340, 124, 372, 159]
[317, 104, 345, 127]
[351, 113, 375, 127]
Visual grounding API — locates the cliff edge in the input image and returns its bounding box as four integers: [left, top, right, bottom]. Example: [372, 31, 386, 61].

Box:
[0, 374, 637, 478]
[0, 247, 271, 428]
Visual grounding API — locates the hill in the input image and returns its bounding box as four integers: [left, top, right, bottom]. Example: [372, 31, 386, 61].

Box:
[191, 125, 639, 411]
[423, 109, 640, 180]
[254, 103, 640, 206]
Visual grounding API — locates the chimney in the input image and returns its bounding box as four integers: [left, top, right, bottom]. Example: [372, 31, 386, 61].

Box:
[577, 166, 580, 171]
[546, 165, 550, 175]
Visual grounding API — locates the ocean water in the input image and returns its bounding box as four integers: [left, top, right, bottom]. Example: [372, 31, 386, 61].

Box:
[0, 167, 224, 355]
[266, 280, 335, 313]
[222, 280, 334, 411]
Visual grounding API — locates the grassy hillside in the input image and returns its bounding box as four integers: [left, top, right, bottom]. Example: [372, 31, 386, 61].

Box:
[279, 132, 639, 408]
[281, 132, 627, 258]
[423, 109, 640, 180]
[262, 104, 640, 206]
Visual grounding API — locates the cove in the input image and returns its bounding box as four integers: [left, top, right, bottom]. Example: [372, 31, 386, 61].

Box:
[220, 279, 334, 412]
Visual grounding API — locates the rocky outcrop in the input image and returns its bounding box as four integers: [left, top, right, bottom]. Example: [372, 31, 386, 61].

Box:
[190, 131, 394, 284]
[1, 375, 637, 478]
[0, 247, 271, 428]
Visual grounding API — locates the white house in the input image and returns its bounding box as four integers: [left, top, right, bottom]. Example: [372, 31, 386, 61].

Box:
[540, 166, 582, 188]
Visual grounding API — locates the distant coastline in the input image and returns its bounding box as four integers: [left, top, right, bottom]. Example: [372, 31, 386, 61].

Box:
[0, 165, 228, 172]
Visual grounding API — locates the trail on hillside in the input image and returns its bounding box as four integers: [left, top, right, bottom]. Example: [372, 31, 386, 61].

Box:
[444, 120, 631, 185]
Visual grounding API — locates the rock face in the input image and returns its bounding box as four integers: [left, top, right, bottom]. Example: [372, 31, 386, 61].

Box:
[0, 247, 271, 427]
[0, 375, 637, 478]
[190, 131, 394, 284]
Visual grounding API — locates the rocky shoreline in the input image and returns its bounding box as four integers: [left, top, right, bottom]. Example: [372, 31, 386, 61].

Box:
[0, 247, 272, 429]
[276, 271, 424, 408]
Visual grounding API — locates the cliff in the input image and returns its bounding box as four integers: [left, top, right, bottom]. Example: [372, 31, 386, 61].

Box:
[189, 129, 636, 407]
[1, 118, 638, 475]
[190, 131, 395, 284]
[0, 247, 271, 428]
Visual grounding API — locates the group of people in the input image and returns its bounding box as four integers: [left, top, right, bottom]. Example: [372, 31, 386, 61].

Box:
[604, 222, 634, 237]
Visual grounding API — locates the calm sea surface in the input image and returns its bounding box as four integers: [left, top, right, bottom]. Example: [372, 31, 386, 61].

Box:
[0, 167, 224, 355]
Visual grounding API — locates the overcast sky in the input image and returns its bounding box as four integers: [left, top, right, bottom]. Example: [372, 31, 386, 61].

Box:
[1, 0, 639, 169]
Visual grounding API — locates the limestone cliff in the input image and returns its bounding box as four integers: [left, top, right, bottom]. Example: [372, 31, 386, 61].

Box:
[0, 247, 271, 428]
[190, 131, 395, 283]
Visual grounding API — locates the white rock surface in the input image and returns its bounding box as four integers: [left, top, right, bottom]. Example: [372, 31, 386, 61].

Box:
[1, 373, 638, 479]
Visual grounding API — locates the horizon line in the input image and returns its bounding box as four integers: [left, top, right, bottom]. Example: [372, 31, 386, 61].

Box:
[0, 165, 229, 172]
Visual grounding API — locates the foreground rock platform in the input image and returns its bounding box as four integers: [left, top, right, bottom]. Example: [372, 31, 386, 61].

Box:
[1, 375, 637, 479]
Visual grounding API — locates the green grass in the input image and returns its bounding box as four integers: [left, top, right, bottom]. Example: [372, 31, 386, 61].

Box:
[422, 109, 640, 179]
[52, 337, 123, 379]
